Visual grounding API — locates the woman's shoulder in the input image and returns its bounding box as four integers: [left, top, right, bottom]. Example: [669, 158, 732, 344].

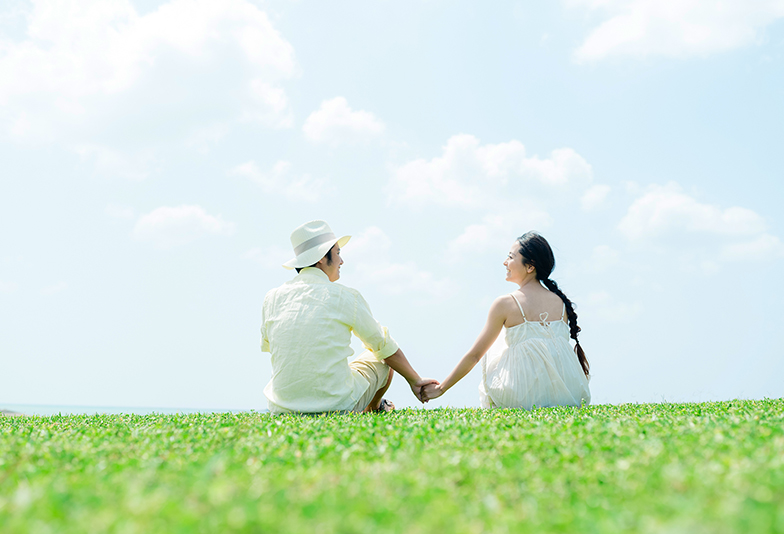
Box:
[482, 294, 519, 327]
[489, 294, 519, 316]
[491, 293, 517, 306]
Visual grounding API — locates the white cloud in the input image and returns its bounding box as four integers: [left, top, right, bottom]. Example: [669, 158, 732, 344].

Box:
[581, 184, 611, 210]
[720, 233, 784, 261]
[302, 97, 385, 146]
[448, 211, 554, 258]
[76, 144, 153, 181]
[571, 0, 784, 61]
[243, 80, 292, 127]
[389, 134, 595, 266]
[132, 205, 235, 249]
[40, 282, 68, 296]
[618, 181, 783, 265]
[184, 123, 231, 152]
[619, 182, 766, 240]
[230, 160, 330, 202]
[0, 0, 297, 171]
[387, 134, 593, 209]
[343, 226, 448, 298]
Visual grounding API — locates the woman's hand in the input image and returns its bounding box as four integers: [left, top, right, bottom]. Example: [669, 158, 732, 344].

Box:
[411, 378, 439, 403]
[420, 383, 444, 402]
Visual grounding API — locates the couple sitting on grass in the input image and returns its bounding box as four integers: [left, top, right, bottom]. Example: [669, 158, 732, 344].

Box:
[260, 220, 590, 415]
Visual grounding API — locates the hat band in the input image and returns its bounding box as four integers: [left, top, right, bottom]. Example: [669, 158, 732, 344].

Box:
[294, 232, 336, 256]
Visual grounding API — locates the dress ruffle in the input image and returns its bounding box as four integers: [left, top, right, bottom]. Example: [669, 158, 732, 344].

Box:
[479, 321, 590, 410]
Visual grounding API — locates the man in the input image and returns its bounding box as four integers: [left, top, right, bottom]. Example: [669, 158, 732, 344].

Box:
[260, 220, 436, 414]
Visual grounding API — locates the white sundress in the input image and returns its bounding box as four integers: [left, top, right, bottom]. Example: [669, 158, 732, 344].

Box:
[479, 293, 591, 410]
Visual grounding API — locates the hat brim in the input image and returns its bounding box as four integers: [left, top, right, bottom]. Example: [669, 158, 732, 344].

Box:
[282, 235, 351, 270]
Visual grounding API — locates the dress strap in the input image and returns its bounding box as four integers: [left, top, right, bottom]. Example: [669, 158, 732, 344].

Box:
[510, 293, 526, 321]
[561, 302, 566, 321]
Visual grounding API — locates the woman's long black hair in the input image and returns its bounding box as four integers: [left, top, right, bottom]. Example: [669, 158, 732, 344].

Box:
[516, 232, 589, 376]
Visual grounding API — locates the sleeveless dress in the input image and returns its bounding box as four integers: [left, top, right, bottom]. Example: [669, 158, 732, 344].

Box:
[479, 293, 591, 410]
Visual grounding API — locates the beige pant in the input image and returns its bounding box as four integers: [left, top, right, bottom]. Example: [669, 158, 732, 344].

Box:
[349, 351, 391, 412]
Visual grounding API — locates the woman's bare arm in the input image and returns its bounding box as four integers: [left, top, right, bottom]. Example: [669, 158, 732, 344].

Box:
[426, 296, 508, 399]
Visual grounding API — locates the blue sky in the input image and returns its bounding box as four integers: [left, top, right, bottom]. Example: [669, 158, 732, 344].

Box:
[1, 0, 783, 411]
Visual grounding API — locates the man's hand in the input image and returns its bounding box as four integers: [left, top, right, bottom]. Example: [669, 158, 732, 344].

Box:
[383, 349, 438, 403]
[421, 383, 444, 402]
[411, 378, 439, 403]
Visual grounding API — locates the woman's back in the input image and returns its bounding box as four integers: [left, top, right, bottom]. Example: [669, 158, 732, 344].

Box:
[421, 232, 590, 408]
[502, 286, 567, 329]
[479, 291, 590, 410]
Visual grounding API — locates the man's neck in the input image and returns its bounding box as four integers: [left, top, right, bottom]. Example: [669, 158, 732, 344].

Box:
[300, 267, 330, 281]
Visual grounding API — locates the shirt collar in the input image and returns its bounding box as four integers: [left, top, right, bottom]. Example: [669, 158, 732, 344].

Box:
[297, 267, 329, 282]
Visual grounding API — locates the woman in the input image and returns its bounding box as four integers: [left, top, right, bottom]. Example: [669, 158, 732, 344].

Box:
[423, 232, 590, 409]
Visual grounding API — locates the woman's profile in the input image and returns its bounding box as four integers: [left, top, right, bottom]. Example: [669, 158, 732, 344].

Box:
[423, 232, 591, 409]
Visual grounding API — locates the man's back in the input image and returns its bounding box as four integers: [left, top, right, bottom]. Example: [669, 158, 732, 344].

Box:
[261, 267, 398, 413]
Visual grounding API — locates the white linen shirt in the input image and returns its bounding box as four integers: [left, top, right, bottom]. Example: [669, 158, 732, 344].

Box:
[260, 267, 399, 414]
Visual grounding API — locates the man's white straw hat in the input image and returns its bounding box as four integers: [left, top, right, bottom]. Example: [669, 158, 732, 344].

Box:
[283, 220, 350, 270]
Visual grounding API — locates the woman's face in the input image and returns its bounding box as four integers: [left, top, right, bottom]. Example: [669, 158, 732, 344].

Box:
[503, 242, 529, 283]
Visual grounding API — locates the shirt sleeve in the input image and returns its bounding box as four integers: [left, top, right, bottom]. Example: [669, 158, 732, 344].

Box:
[260, 298, 271, 353]
[260, 326, 270, 353]
[351, 291, 399, 361]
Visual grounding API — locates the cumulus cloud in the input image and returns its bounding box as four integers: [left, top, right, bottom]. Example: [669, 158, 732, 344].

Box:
[302, 97, 385, 146]
[243, 80, 292, 126]
[571, 0, 784, 61]
[581, 184, 612, 210]
[342, 226, 448, 298]
[76, 144, 154, 181]
[618, 181, 782, 264]
[132, 205, 235, 249]
[230, 160, 330, 202]
[448, 210, 554, 258]
[387, 134, 593, 209]
[619, 182, 766, 240]
[388, 134, 598, 265]
[0, 0, 297, 172]
[720, 234, 784, 261]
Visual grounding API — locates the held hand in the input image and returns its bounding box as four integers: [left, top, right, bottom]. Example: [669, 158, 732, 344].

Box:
[421, 383, 444, 402]
[411, 378, 439, 403]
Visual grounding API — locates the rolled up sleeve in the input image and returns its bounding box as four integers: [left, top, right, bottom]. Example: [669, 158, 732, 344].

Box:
[260, 301, 271, 353]
[261, 327, 270, 353]
[352, 293, 399, 361]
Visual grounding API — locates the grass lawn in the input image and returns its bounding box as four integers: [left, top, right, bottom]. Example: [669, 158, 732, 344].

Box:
[1, 399, 783, 533]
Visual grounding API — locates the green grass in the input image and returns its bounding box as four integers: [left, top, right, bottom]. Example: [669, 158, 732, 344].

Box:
[1, 399, 783, 533]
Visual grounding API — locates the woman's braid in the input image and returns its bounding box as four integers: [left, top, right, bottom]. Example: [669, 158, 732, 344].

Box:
[540, 277, 589, 376]
[516, 232, 589, 377]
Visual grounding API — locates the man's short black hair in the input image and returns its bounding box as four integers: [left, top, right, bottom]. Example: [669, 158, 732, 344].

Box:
[295, 244, 336, 273]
